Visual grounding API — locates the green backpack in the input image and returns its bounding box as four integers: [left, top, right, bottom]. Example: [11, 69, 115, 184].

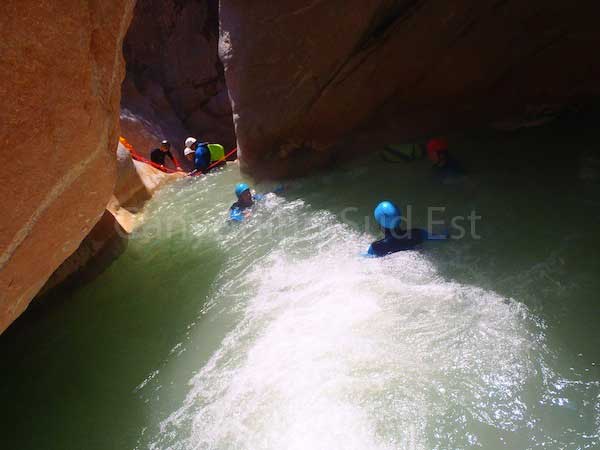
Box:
[207, 144, 225, 162]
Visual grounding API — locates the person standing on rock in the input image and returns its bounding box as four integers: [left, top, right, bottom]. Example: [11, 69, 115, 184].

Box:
[185, 137, 212, 175]
[150, 140, 182, 171]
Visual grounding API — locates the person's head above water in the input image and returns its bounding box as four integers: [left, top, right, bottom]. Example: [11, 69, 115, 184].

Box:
[374, 201, 402, 230]
[427, 137, 449, 165]
[235, 183, 253, 206]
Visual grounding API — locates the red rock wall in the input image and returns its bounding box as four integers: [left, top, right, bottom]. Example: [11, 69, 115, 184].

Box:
[122, 0, 236, 160]
[0, 0, 135, 333]
[37, 210, 129, 298]
[220, 0, 600, 177]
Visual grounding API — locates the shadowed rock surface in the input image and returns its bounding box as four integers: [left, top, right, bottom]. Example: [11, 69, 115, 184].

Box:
[122, 0, 236, 159]
[35, 141, 186, 305]
[0, 0, 135, 333]
[37, 210, 129, 298]
[219, 0, 600, 177]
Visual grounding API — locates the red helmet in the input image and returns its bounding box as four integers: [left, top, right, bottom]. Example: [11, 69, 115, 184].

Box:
[426, 138, 449, 161]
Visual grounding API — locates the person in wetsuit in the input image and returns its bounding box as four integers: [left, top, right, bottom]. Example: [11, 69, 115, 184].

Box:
[427, 137, 466, 184]
[367, 201, 429, 257]
[150, 140, 181, 170]
[184, 137, 212, 174]
[229, 183, 265, 222]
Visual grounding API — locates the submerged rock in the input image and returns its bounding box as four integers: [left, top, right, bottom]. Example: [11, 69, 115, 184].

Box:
[0, 0, 135, 333]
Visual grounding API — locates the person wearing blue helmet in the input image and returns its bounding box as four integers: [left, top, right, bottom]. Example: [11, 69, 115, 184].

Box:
[367, 201, 429, 257]
[229, 183, 264, 221]
[229, 183, 284, 221]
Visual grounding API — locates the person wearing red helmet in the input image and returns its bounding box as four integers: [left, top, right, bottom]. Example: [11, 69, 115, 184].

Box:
[426, 137, 465, 183]
[426, 138, 449, 165]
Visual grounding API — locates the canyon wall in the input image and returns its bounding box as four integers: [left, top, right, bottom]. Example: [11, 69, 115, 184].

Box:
[3, 0, 600, 332]
[0, 0, 135, 333]
[220, 0, 600, 177]
[121, 0, 235, 162]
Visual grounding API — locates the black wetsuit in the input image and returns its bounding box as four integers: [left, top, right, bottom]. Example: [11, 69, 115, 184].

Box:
[368, 228, 428, 257]
[432, 156, 466, 183]
[150, 148, 175, 166]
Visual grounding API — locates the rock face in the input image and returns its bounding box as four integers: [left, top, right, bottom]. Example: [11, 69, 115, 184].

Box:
[220, 0, 600, 177]
[37, 210, 129, 297]
[122, 0, 236, 160]
[114, 142, 153, 209]
[36, 138, 189, 301]
[0, 0, 135, 334]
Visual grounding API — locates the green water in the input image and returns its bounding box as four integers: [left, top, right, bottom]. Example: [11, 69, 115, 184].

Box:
[1, 121, 599, 450]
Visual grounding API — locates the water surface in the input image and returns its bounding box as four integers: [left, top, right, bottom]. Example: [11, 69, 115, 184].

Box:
[1, 122, 599, 450]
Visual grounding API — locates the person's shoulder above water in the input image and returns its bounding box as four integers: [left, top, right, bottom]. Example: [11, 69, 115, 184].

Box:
[367, 228, 427, 257]
[229, 204, 245, 222]
[426, 137, 468, 183]
[365, 201, 446, 257]
[229, 183, 253, 222]
[228, 183, 285, 223]
[436, 155, 465, 174]
[229, 200, 243, 211]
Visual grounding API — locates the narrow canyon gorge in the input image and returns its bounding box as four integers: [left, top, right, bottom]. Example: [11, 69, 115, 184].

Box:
[2, 0, 600, 332]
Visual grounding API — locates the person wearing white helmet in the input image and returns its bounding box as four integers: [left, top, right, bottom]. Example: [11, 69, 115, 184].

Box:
[184, 137, 211, 174]
[185, 137, 197, 149]
[184, 137, 197, 163]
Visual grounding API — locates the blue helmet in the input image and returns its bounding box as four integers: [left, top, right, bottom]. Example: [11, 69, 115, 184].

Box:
[374, 201, 402, 229]
[235, 183, 250, 198]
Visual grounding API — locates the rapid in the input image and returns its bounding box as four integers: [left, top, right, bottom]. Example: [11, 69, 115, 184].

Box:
[1, 120, 599, 450]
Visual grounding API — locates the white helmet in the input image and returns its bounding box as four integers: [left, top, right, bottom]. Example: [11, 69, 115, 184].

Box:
[184, 147, 195, 156]
[185, 137, 197, 148]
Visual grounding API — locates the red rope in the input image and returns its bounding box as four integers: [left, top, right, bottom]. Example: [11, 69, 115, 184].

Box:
[189, 147, 238, 177]
[119, 137, 181, 173]
[131, 153, 180, 173]
[120, 137, 237, 177]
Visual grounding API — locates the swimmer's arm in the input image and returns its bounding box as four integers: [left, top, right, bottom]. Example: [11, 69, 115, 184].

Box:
[255, 185, 285, 201]
[229, 207, 244, 222]
[425, 229, 449, 240]
[360, 245, 378, 258]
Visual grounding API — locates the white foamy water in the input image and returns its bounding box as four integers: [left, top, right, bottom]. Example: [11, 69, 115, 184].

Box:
[145, 184, 547, 450]
[3, 130, 600, 450]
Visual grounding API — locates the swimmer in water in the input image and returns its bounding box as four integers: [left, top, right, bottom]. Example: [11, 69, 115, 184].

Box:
[427, 137, 466, 184]
[229, 183, 285, 222]
[229, 183, 265, 222]
[366, 201, 430, 257]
